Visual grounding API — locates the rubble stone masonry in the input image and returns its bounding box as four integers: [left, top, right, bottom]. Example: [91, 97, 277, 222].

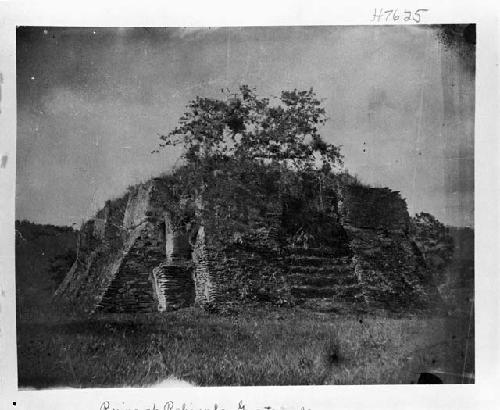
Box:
[55, 177, 443, 314]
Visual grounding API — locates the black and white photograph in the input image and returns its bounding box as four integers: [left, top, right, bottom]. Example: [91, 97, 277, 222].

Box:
[2, 2, 500, 408]
[14, 23, 476, 389]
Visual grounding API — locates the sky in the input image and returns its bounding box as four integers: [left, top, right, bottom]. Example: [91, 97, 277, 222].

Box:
[16, 25, 475, 228]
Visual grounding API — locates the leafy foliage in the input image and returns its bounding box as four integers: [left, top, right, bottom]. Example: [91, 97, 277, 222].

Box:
[410, 212, 455, 282]
[154, 86, 346, 244]
[156, 85, 342, 172]
[49, 249, 77, 286]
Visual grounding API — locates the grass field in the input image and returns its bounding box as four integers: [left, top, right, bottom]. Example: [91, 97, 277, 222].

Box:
[17, 306, 474, 388]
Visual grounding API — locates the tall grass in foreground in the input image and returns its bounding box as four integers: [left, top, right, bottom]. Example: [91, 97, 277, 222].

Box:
[17, 307, 474, 388]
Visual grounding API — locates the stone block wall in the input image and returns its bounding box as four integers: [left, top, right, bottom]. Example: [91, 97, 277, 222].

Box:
[194, 191, 290, 308]
[151, 263, 195, 311]
[345, 227, 438, 310]
[340, 189, 442, 310]
[192, 226, 215, 306]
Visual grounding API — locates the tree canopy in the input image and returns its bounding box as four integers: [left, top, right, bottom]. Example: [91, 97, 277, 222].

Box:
[156, 85, 343, 173]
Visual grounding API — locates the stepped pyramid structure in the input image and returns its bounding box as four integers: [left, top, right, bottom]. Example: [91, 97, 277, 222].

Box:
[55, 169, 442, 314]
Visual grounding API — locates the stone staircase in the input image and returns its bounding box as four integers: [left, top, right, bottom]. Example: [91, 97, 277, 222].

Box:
[96, 225, 167, 313]
[152, 263, 195, 311]
[99, 266, 155, 312]
[283, 247, 361, 310]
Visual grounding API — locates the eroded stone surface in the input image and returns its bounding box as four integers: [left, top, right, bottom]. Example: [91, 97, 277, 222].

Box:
[55, 178, 448, 314]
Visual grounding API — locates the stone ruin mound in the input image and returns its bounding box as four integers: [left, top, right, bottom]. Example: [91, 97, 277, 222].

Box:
[55, 172, 447, 314]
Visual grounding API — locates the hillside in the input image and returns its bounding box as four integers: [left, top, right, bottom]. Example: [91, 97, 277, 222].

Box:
[15, 220, 77, 321]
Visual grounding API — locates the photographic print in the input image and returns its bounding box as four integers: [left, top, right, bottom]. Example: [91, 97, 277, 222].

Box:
[15, 25, 475, 389]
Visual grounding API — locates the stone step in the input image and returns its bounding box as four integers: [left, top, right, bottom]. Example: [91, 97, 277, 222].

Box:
[287, 268, 353, 277]
[101, 291, 152, 301]
[285, 264, 353, 273]
[291, 283, 361, 299]
[300, 297, 359, 311]
[291, 286, 338, 298]
[283, 256, 339, 267]
[289, 274, 358, 288]
[105, 280, 152, 292]
[283, 247, 344, 257]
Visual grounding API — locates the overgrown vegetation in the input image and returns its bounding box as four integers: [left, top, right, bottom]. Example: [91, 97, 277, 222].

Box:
[48, 249, 77, 286]
[156, 85, 342, 172]
[410, 212, 455, 284]
[153, 86, 346, 235]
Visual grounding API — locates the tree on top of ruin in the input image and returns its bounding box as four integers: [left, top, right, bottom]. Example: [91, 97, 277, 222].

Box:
[155, 85, 343, 174]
